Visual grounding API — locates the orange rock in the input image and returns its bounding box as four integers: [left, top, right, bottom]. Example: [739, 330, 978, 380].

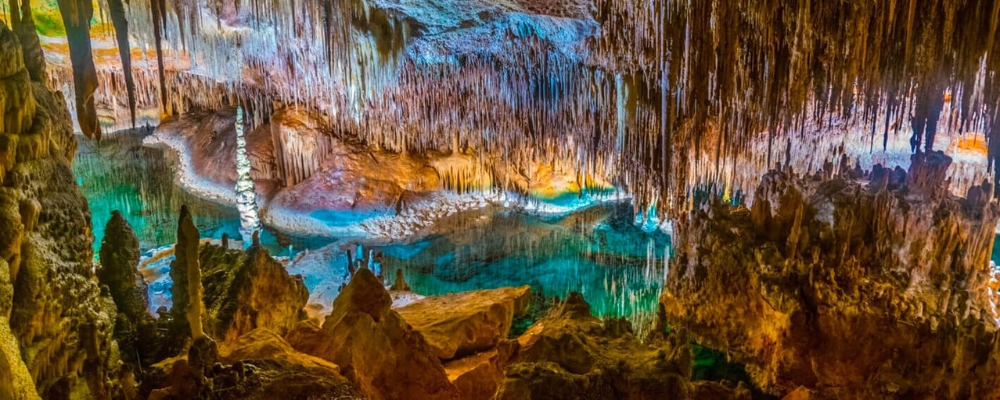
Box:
[443, 340, 519, 400]
[396, 286, 531, 360]
[287, 269, 459, 400]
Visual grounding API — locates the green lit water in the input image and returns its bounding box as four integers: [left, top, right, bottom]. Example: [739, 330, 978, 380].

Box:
[74, 130, 668, 326]
[375, 203, 669, 323]
[72, 130, 766, 392]
[73, 130, 332, 258]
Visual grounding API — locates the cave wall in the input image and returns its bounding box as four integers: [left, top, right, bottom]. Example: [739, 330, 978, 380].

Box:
[662, 153, 1000, 398]
[0, 22, 117, 399]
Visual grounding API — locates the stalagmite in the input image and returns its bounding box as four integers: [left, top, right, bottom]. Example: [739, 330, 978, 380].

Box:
[235, 106, 262, 246]
[98, 211, 156, 365]
[180, 212, 207, 340]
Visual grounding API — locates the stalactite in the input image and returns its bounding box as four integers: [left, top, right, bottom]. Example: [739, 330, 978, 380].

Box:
[149, 0, 167, 114]
[8, 0, 45, 82]
[56, 0, 102, 139]
[56, 0, 1000, 214]
[106, 0, 136, 128]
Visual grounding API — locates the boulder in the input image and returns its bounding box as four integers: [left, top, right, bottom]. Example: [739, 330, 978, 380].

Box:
[396, 285, 531, 360]
[287, 268, 459, 400]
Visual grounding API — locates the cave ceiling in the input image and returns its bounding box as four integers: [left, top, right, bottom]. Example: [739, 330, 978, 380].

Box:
[9, 0, 1000, 216]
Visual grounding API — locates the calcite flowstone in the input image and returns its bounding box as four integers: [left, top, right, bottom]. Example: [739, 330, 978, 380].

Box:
[396, 285, 531, 360]
[287, 268, 460, 400]
[663, 152, 1000, 398]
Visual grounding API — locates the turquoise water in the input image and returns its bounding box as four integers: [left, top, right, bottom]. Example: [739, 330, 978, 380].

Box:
[73, 130, 334, 258]
[376, 203, 669, 321]
[70, 130, 761, 392]
[74, 130, 668, 326]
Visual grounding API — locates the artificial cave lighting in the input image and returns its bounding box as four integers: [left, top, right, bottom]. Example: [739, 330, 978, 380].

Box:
[2, 0, 1000, 399]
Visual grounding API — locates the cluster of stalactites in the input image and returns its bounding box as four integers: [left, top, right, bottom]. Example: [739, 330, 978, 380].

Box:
[593, 0, 1000, 202]
[60, 0, 1000, 220]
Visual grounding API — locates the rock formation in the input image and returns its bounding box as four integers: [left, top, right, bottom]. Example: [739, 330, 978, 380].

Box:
[144, 328, 362, 400]
[662, 152, 1000, 398]
[165, 205, 197, 353]
[219, 329, 361, 399]
[199, 239, 309, 343]
[98, 211, 159, 366]
[287, 268, 460, 400]
[54, 0, 101, 139]
[442, 339, 520, 400]
[0, 22, 117, 399]
[396, 286, 531, 360]
[495, 292, 752, 400]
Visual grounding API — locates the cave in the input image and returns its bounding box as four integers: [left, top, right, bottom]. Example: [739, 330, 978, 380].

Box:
[1, 0, 1000, 399]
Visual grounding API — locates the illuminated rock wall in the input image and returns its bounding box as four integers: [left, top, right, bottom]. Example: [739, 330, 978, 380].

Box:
[0, 22, 117, 399]
[662, 152, 1000, 398]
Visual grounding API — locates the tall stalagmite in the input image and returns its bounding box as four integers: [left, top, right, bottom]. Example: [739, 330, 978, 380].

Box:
[98, 211, 157, 365]
[166, 205, 195, 351]
[180, 213, 207, 340]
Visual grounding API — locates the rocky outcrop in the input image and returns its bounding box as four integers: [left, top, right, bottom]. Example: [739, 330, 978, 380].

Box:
[662, 152, 1000, 398]
[219, 329, 360, 399]
[443, 339, 519, 400]
[396, 285, 531, 360]
[496, 292, 751, 400]
[0, 22, 117, 399]
[144, 328, 362, 400]
[199, 240, 309, 343]
[98, 211, 159, 365]
[287, 268, 460, 400]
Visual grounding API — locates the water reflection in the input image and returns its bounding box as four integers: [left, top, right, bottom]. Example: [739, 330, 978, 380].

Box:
[73, 129, 333, 258]
[74, 130, 669, 332]
[376, 202, 670, 331]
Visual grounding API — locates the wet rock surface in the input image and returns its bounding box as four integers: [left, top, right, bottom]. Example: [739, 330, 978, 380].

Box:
[663, 153, 1000, 398]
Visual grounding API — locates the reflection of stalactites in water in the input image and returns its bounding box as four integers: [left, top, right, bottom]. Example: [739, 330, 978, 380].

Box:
[74, 131, 244, 256]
